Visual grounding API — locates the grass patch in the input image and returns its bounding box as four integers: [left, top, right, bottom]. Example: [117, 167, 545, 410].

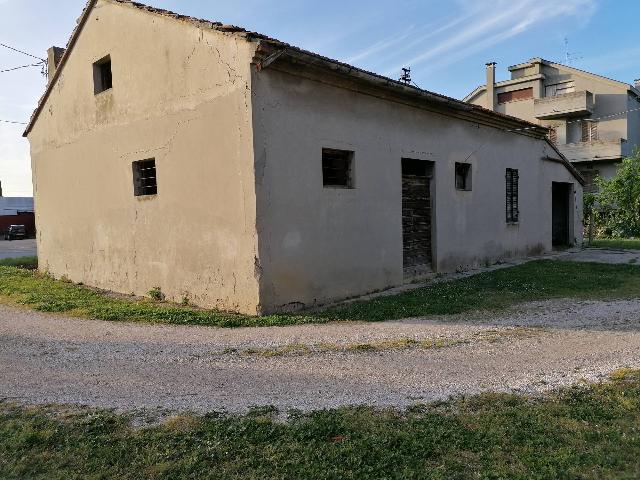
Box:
[3, 370, 640, 479]
[0, 259, 638, 327]
[320, 260, 640, 322]
[0, 266, 315, 328]
[587, 238, 640, 250]
[0, 256, 37, 269]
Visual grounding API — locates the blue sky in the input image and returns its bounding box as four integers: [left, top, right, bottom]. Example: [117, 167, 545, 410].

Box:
[1, 0, 638, 196]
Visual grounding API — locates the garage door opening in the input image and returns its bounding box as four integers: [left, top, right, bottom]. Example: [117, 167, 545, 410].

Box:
[552, 182, 572, 247]
[402, 158, 434, 278]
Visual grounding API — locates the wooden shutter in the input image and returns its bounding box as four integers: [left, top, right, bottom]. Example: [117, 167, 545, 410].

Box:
[582, 121, 598, 142]
[581, 121, 589, 142]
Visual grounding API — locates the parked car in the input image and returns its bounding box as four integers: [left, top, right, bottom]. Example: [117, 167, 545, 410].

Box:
[5, 225, 27, 241]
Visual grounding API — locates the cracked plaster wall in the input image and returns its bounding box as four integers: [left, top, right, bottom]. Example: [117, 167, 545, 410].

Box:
[27, 0, 261, 314]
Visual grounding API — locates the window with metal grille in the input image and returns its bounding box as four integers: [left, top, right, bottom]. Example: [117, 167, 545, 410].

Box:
[322, 148, 354, 188]
[455, 163, 472, 191]
[581, 120, 598, 142]
[93, 55, 112, 94]
[506, 168, 519, 224]
[132, 159, 157, 196]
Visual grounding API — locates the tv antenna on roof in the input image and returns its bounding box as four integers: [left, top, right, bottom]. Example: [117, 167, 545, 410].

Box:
[563, 37, 583, 65]
[400, 67, 412, 85]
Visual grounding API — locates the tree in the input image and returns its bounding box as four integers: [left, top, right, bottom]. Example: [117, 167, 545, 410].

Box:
[592, 148, 640, 238]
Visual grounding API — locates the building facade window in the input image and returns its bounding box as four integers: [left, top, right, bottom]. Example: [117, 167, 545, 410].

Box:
[506, 168, 519, 224]
[545, 81, 575, 97]
[322, 148, 354, 188]
[581, 120, 598, 142]
[132, 159, 157, 196]
[455, 162, 472, 191]
[547, 126, 558, 145]
[497, 87, 533, 104]
[93, 55, 112, 94]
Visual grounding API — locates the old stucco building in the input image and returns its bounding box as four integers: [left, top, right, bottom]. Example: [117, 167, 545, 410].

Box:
[25, 0, 583, 315]
[465, 59, 640, 192]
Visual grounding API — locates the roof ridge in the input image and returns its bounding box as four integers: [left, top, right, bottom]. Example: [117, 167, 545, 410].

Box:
[24, 0, 547, 139]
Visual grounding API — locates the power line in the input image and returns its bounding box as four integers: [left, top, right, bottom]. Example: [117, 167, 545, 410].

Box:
[0, 43, 45, 62]
[0, 63, 43, 73]
[0, 119, 28, 125]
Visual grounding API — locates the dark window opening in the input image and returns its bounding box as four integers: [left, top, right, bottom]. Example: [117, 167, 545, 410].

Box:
[497, 87, 533, 104]
[322, 148, 354, 188]
[455, 162, 472, 191]
[132, 159, 157, 197]
[506, 168, 519, 223]
[93, 56, 112, 94]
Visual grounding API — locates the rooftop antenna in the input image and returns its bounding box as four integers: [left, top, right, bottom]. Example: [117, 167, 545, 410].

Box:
[563, 37, 583, 65]
[400, 67, 412, 85]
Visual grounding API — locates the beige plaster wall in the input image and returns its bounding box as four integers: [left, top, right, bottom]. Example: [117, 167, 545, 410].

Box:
[28, 0, 261, 314]
[251, 67, 582, 313]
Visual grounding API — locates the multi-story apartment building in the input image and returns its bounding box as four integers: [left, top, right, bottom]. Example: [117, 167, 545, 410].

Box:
[465, 58, 640, 192]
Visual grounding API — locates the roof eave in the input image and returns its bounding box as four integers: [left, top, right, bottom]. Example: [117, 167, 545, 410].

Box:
[24, 0, 98, 137]
[257, 42, 548, 138]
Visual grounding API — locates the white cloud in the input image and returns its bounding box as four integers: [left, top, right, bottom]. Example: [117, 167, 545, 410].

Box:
[382, 0, 597, 77]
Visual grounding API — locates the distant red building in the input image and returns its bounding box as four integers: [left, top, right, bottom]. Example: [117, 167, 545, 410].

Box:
[0, 192, 35, 237]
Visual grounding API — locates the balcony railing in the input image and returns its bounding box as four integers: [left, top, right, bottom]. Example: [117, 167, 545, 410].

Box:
[558, 138, 628, 163]
[534, 91, 594, 119]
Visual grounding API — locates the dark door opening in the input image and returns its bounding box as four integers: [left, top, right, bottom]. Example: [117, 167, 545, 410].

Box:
[552, 182, 571, 247]
[402, 159, 433, 276]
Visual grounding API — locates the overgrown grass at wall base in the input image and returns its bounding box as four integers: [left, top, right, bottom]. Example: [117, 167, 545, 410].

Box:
[0, 259, 639, 326]
[2, 370, 640, 479]
[321, 260, 640, 321]
[587, 238, 640, 250]
[0, 265, 314, 328]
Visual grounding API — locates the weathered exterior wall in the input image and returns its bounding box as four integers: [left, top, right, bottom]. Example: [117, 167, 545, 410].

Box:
[252, 67, 582, 313]
[27, 0, 261, 314]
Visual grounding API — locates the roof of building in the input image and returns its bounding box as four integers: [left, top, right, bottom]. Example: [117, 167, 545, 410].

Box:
[465, 57, 640, 102]
[0, 197, 34, 215]
[24, 0, 553, 139]
[23, 0, 583, 184]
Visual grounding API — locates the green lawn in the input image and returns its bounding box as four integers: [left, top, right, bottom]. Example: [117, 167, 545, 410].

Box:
[0, 258, 639, 326]
[587, 238, 640, 250]
[2, 369, 640, 479]
[0, 256, 38, 269]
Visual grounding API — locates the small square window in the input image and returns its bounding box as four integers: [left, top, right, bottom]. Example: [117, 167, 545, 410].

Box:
[93, 55, 112, 94]
[322, 148, 354, 188]
[132, 159, 157, 197]
[455, 163, 472, 191]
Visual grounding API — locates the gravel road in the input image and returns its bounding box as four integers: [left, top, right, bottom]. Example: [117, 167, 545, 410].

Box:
[2, 299, 640, 413]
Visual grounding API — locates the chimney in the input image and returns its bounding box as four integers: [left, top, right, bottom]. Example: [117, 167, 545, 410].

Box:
[486, 62, 497, 111]
[47, 46, 65, 82]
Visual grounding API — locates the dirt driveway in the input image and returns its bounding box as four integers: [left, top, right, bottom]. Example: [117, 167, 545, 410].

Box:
[2, 297, 639, 413]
